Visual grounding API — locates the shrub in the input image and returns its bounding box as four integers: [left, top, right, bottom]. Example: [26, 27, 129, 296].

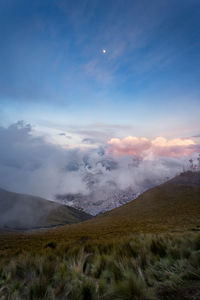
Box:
[45, 241, 57, 250]
[150, 238, 166, 257]
[110, 270, 154, 300]
[1, 232, 200, 299]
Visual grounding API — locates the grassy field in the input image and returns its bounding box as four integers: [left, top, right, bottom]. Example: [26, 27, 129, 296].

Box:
[0, 232, 200, 299]
[0, 172, 200, 299]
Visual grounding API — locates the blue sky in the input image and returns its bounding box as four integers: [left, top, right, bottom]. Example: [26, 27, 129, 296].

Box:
[0, 0, 200, 143]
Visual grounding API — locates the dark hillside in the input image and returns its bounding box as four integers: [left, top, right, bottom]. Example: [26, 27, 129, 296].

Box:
[0, 188, 91, 229]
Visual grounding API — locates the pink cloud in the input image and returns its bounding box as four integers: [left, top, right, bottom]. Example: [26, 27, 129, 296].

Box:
[106, 136, 198, 158]
[107, 136, 151, 156]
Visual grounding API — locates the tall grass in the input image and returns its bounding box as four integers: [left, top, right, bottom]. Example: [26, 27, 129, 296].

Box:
[0, 233, 200, 299]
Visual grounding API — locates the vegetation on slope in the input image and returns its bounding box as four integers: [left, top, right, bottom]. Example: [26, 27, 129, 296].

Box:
[0, 188, 91, 229]
[0, 172, 200, 255]
[95, 178, 200, 233]
[0, 233, 200, 299]
[0, 171, 200, 299]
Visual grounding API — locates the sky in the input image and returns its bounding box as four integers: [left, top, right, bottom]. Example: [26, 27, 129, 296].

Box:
[0, 0, 200, 146]
[0, 0, 200, 209]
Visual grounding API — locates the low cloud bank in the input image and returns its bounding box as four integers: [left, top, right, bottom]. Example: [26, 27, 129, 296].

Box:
[0, 122, 199, 214]
[106, 136, 198, 157]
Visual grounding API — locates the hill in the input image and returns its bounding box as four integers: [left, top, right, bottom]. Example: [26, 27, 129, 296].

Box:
[0, 188, 91, 229]
[0, 171, 200, 246]
[0, 172, 200, 300]
[88, 170, 200, 234]
[50, 171, 200, 240]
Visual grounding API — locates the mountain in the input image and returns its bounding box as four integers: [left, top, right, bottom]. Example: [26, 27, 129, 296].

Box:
[1, 171, 199, 234]
[56, 156, 164, 215]
[0, 188, 91, 229]
[56, 186, 140, 216]
[168, 170, 200, 186]
[90, 171, 200, 233]
[59, 171, 200, 238]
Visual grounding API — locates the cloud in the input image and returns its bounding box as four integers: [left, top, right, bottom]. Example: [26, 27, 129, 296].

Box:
[106, 136, 198, 158]
[107, 137, 151, 156]
[0, 122, 199, 215]
[58, 132, 72, 139]
[0, 122, 89, 199]
[82, 138, 96, 144]
[192, 134, 200, 138]
[151, 137, 197, 157]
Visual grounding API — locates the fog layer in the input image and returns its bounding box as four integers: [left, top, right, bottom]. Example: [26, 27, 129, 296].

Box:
[0, 122, 199, 214]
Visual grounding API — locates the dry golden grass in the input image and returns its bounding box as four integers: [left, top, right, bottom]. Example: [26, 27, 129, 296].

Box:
[0, 173, 200, 299]
[0, 232, 200, 299]
[0, 176, 200, 258]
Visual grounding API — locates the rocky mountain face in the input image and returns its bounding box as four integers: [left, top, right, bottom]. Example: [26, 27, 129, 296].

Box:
[55, 156, 167, 215]
[56, 187, 140, 215]
[85, 170, 200, 234]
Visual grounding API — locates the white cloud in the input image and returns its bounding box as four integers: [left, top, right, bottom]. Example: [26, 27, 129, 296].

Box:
[0, 122, 199, 215]
[106, 136, 198, 158]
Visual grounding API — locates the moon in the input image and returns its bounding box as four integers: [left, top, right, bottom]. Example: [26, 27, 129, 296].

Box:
[102, 49, 106, 54]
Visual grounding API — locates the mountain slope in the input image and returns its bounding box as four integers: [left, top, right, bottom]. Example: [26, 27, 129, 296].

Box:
[0, 172, 199, 256]
[1, 171, 199, 236]
[0, 188, 91, 229]
[54, 171, 200, 239]
[90, 171, 200, 233]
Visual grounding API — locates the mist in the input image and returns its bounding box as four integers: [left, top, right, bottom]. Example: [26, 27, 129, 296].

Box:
[0, 122, 199, 215]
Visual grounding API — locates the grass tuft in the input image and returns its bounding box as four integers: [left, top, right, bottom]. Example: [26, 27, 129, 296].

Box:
[0, 232, 200, 299]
